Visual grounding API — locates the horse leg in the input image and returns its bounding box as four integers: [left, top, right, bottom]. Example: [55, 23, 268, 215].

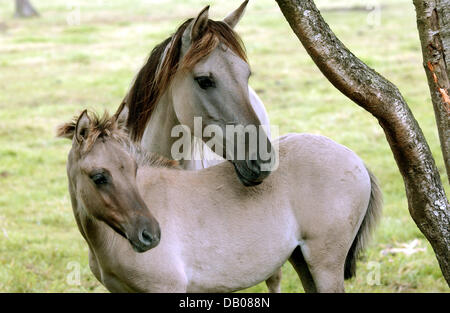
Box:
[299, 239, 346, 293]
[265, 268, 282, 293]
[289, 246, 317, 293]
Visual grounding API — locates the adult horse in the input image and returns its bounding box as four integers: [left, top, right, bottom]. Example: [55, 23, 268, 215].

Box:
[118, 1, 275, 187]
[119, 2, 281, 291]
[58, 110, 382, 293]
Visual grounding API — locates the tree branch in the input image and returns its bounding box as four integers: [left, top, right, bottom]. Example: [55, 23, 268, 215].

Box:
[14, 0, 39, 18]
[275, 0, 450, 285]
[413, 0, 450, 184]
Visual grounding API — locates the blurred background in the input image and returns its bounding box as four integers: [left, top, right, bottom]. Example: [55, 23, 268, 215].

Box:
[0, 0, 448, 292]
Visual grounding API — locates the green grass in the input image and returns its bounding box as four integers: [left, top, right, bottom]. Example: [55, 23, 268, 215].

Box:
[0, 0, 448, 293]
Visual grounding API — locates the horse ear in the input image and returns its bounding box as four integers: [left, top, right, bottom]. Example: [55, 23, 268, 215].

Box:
[114, 100, 129, 130]
[224, 0, 249, 29]
[190, 5, 210, 41]
[75, 110, 91, 144]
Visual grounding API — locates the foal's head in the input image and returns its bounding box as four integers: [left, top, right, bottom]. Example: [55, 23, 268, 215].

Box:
[58, 111, 162, 253]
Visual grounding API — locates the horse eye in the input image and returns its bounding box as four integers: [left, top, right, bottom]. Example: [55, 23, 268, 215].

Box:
[90, 173, 108, 186]
[194, 76, 216, 90]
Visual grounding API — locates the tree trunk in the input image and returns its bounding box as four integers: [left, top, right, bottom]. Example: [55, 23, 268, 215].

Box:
[275, 0, 450, 285]
[14, 0, 39, 18]
[413, 0, 450, 184]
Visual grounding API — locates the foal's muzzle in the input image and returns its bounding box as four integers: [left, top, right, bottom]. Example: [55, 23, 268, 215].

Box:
[130, 228, 160, 253]
[126, 217, 161, 253]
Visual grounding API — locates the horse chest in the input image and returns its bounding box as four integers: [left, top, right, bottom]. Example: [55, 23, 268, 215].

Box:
[93, 245, 187, 292]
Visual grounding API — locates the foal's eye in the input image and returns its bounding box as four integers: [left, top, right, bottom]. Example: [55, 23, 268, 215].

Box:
[194, 76, 216, 90]
[90, 173, 108, 186]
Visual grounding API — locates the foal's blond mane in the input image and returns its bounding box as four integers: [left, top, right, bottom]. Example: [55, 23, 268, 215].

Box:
[124, 18, 248, 142]
[57, 111, 179, 169]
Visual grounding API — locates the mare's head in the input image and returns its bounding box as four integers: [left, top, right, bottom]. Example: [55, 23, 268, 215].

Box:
[58, 110, 167, 253]
[125, 1, 275, 186]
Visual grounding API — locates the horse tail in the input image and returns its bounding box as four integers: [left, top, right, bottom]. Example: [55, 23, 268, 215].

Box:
[344, 166, 383, 280]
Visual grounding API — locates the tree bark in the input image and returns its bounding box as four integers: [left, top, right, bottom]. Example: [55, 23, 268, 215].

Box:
[14, 0, 39, 18]
[275, 0, 450, 285]
[413, 0, 450, 184]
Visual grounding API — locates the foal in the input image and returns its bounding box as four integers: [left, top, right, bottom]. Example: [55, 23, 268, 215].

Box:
[58, 110, 382, 293]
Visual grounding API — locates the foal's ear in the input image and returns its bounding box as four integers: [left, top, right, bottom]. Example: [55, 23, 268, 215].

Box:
[224, 0, 249, 29]
[190, 5, 210, 41]
[75, 110, 91, 144]
[113, 100, 129, 130]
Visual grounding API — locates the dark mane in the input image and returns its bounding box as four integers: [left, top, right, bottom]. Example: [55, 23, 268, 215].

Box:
[123, 19, 248, 142]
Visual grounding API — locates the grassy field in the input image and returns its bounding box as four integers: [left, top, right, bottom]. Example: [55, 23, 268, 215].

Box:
[0, 0, 448, 292]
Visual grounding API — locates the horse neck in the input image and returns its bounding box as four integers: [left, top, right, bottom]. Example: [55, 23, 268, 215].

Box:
[140, 91, 181, 159]
[139, 87, 205, 169]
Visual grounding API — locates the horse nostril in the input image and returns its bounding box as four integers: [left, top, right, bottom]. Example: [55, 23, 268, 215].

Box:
[140, 229, 154, 246]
